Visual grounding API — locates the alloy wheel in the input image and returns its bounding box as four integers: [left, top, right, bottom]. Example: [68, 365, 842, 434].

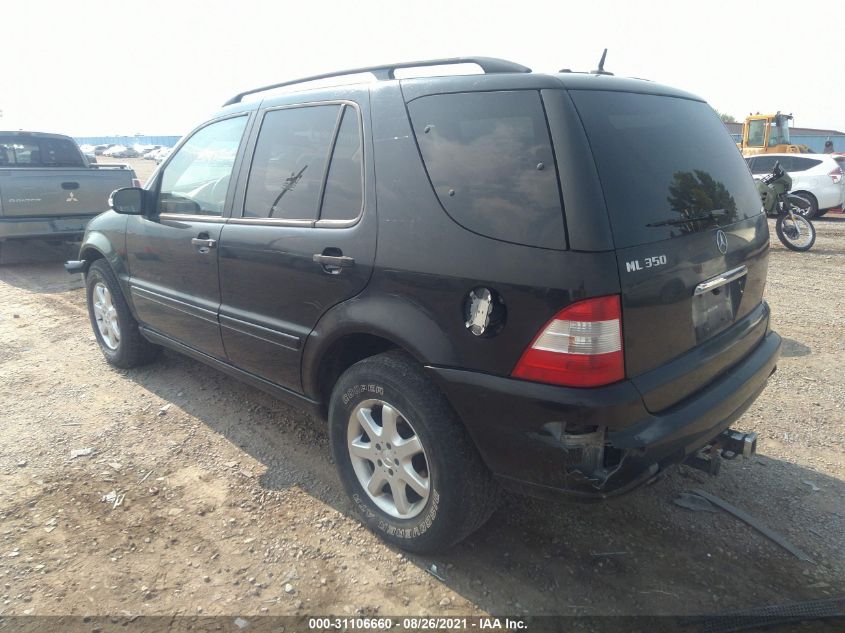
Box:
[92, 282, 121, 350]
[347, 399, 430, 519]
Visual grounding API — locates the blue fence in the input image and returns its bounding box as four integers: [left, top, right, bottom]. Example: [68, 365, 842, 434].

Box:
[790, 135, 845, 153]
[730, 133, 845, 153]
[73, 135, 181, 147]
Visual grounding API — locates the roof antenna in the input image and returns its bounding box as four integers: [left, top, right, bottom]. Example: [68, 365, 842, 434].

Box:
[591, 49, 613, 76]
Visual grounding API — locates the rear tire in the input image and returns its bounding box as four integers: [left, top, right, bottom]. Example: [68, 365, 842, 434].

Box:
[791, 191, 818, 218]
[85, 259, 160, 368]
[775, 214, 816, 251]
[328, 350, 498, 552]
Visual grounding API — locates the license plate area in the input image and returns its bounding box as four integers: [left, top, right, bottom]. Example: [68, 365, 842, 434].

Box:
[692, 277, 745, 343]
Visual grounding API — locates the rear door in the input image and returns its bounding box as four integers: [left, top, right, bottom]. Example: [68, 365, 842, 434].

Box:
[569, 90, 770, 411]
[126, 114, 250, 359]
[218, 90, 375, 392]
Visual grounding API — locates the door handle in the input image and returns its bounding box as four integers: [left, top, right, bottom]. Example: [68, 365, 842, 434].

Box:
[313, 252, 355, 272]
[191, 237, 217, 253]
[314, 248, 355, 275]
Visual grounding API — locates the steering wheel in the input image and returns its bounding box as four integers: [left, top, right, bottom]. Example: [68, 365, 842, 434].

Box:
[209, 174, 231, 204]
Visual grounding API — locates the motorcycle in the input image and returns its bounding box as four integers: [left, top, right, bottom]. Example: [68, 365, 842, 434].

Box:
[756, 161, 816, 251]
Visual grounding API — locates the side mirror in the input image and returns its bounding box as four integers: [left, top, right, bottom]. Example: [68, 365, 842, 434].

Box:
[109, 187, 145, 215]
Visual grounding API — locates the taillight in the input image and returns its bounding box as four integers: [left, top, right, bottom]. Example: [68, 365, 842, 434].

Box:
[132, 178, 142, 188]
[830, 167, 843, 184]
[511, 295, 624, 388]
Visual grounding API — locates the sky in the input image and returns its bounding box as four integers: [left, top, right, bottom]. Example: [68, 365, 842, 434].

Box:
[2, 0, 843, 137]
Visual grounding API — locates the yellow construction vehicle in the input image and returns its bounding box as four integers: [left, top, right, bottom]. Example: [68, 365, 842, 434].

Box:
[738, 112, 810, 156]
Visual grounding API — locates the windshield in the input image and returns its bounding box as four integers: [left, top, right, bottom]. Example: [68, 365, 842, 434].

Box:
[570, 91, 763, 248]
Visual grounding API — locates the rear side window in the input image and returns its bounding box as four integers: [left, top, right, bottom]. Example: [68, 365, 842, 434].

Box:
[244, 105, 339, 220]
[320, 106, 363, 222]
[571, 91, 763, 248]
[788, 157, 822, 172]
[408, 91, 566, 249]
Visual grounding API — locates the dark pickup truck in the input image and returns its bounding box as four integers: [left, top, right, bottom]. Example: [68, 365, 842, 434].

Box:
[0, 131, 138, 254]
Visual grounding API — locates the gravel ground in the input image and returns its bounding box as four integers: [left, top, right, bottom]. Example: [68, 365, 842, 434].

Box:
[0, 193, 843, 620]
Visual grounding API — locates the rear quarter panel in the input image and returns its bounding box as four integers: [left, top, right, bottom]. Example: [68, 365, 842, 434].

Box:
[792, 173, 841, 208]
[303, 81, 621, 397]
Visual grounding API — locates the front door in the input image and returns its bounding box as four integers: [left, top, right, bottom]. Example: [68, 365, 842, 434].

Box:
[126, 115, 250, 359]
[218, 95, 376, 391]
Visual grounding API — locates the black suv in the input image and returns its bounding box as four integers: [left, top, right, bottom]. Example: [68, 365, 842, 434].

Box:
[67, 57, 781, 552]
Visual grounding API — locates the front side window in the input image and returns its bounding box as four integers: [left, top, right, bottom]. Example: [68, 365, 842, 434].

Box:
[158, 116, 247, 216]
[773, 156, 794, 171]
[408, 90, 566, 249]
[244, 105, 340, 220]
[753, 156, 778, 174]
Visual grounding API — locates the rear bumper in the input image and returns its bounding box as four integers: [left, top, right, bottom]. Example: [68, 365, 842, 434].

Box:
[0, 215, 96, 241]
[427, 329, 781, 499]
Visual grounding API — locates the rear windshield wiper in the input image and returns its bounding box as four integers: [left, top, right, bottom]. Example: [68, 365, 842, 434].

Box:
[647, 209, 729, 228]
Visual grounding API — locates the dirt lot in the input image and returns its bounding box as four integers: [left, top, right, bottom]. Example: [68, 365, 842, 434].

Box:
[0, 185, 843, 621]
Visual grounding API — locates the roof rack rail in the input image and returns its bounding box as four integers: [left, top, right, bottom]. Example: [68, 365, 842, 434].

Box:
[222, 57, 531, 106]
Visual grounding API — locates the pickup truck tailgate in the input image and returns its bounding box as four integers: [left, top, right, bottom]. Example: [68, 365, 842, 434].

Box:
[0, 167, 132, 218]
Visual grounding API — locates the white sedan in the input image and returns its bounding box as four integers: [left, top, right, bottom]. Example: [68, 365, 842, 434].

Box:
[745, 153, 845, 217]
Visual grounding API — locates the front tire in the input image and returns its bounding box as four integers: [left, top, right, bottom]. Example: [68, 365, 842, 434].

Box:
[328, 351, 498, 552]
[85, 259, 160, 367]
[775, 214, 816, 251]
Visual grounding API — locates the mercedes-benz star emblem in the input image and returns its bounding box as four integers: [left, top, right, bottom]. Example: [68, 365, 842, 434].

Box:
[716, 229, 728, 254]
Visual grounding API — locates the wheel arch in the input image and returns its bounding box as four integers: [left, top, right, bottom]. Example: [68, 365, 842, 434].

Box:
[79, 244, 106, 268]
[79, 230, 134, 313]
[79, 231, 121, 271]
[302, 294, 459, 416]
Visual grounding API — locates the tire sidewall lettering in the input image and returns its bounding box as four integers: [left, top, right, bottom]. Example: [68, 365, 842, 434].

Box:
[342, 383, 384, 406]
[372, 489, 439, 539]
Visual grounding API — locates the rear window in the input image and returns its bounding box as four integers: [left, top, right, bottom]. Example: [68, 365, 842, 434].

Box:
[0, 135, 85, 167]
[408, 91, 566, 249]
[571, 91, 762, 248]
[787, 157, 822, 172]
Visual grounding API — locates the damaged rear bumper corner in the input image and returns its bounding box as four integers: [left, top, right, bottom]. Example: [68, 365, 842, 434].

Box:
[426, 330, 781, 500]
